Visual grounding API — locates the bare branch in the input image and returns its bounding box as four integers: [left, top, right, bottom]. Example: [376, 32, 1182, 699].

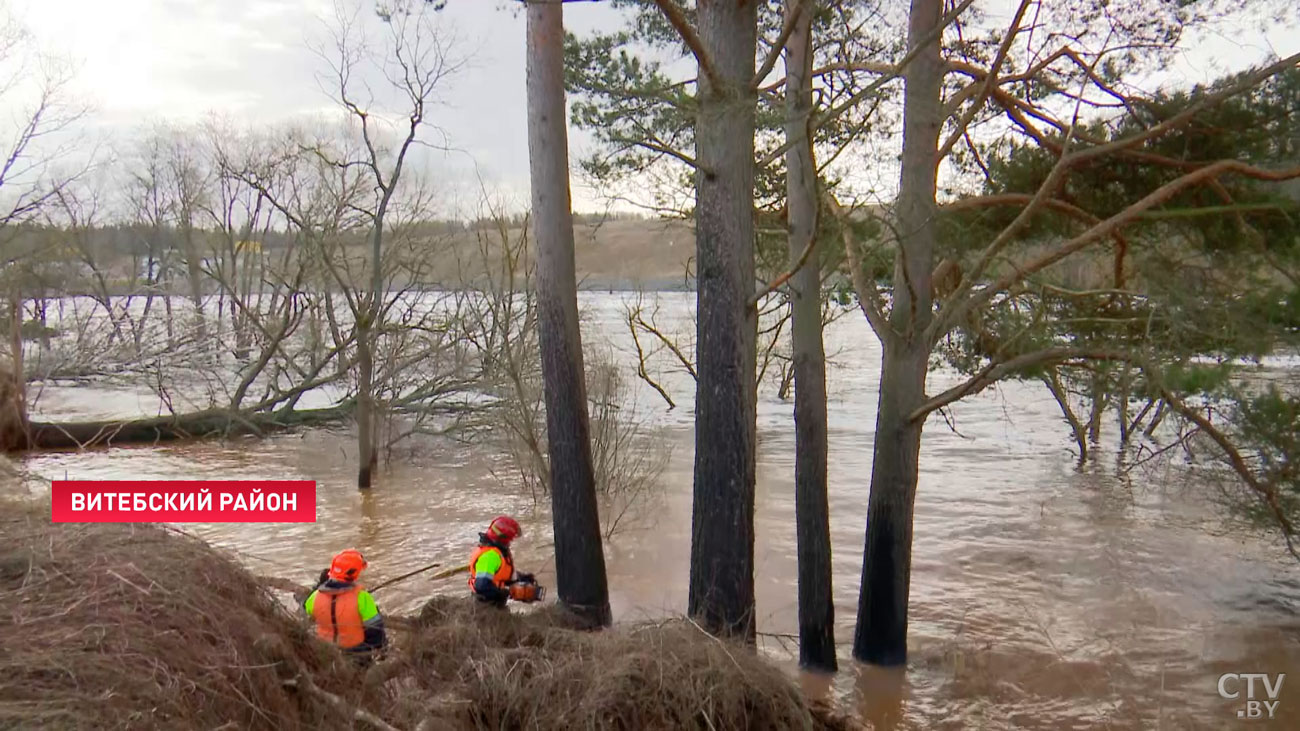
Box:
[626, 302, 676, 410]
[628, 302, 696, 382]
[750, 229, 818, 307]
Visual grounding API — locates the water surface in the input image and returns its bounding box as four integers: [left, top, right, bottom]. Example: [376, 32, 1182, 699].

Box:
[10, 292, 1299, 730]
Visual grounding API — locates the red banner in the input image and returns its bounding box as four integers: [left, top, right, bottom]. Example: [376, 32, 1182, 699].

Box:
[50, 480, 317, 523]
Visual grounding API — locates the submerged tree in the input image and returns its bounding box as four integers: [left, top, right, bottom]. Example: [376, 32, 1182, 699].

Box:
[682, 0, 763, 642]
[836, 0, 1300, 664]
[0, 5, 84, 450]
[312, 0, 460, 488]
[782, 0, 836, 671]
[567, 0, 906, 660]
[570, 0, 1300, 666]
[941, 63, 1300, 554]
[566, 0, 893, 652]
[565, 0, 768, 638]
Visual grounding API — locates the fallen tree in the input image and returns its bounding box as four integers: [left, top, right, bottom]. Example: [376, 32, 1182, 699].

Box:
[16, 404, 354, 450]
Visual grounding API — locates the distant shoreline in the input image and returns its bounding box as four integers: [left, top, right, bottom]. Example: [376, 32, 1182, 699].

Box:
[22, 279, 700, 299]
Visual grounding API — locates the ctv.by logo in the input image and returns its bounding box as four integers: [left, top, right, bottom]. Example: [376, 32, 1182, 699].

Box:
[1218, 673, 1285, 720]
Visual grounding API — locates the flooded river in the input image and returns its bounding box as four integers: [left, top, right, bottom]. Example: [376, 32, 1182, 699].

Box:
[7, 292, 1300, 729]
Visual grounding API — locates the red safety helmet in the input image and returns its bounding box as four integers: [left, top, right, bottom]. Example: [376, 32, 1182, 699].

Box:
[487, 515, 522, 544]
[328, 549, 368, 582]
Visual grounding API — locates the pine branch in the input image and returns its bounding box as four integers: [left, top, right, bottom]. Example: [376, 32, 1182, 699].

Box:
[751, 0, 812, 89]
[650, 0, 721, 91]
[934, 159, 1300, 343]
[1159, 388, 1300, 561]
[826, 195, 894, 345]
[756, 0, 978, 170]
[908, 347, 1134, 422]
[935, 0, 1033, 162]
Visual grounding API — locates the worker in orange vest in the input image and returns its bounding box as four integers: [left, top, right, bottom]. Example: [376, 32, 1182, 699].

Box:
[468, 515, 544, 607]
[304, 549, 387, 661]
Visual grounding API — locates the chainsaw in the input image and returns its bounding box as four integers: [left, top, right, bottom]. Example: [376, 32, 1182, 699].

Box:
[508, 573, 546, 603]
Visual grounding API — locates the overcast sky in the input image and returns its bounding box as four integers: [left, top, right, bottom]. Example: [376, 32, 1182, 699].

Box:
[8, 0, 1299, 215]
[12, 0, 630, 212]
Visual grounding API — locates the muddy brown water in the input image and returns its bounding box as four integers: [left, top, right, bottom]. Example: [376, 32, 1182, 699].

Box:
[7, 292, 1300, 729]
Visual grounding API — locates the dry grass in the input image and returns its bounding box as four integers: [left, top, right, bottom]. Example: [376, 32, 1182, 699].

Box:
[384, 597, 851, 731]
[0, 502, 365, 730]
[0, 501, 854, 731]
[434, 219, 696, 290]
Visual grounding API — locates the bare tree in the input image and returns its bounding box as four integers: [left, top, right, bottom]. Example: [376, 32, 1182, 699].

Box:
[313, 0, 460, 489]
[274, 1, 462, 489]
[586, 352, 672, 540]
[122, 131, 182, 351]
[159, 126, 212, 336]
[0, 6, 86, 449]
[203, 121, 278, 361]
[0, 11, 82, 232]
[457, 207, 668, 542]
[456, 209, 548, 500]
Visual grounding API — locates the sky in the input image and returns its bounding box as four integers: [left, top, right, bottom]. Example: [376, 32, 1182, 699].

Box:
[7, 0, 1299, 216]
[10, 0, 629, 213]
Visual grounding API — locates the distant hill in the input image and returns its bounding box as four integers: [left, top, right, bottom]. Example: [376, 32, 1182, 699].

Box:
[6, 217, 703, 295]
[571, 218, 695, 290]
[411, 217, 699, 292]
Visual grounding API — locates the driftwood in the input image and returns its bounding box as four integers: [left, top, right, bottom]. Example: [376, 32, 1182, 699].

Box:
[13, 405, 353, 452]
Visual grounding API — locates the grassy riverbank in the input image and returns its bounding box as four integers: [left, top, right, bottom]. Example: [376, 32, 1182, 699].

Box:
[0, 501, 855, 731]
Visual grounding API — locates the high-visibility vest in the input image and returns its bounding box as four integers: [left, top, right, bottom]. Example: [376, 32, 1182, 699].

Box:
[309, 585, 365, 649]
[467, 545, 513, 591]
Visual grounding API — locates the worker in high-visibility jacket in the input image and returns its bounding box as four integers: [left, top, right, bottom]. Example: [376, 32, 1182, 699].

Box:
[304, 549, 387, 660]
[468, 516, 541, 607]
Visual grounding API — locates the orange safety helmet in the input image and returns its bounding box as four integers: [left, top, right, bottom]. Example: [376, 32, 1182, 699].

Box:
[487, 515, 522, 544]
[328, 549, 368, 582]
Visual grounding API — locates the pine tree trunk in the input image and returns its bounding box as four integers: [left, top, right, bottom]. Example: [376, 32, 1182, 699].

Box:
[526, 0, 611, 626]
[853, 0, 943, 666]
[688, 0, 760, 640]
[854, 340, 928, 665]
[784, 0, 836, 672]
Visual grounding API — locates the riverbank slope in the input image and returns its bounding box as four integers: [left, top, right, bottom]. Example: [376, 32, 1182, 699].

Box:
[0, 501, 853, 731]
